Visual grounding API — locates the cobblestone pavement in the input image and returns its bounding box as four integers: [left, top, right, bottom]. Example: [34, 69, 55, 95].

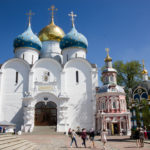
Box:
[21, 134, 150, 150]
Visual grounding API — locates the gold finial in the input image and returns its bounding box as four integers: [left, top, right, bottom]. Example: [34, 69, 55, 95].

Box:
[142, 60, 148, 74]
[68, 11, 77, 27]
[26, 10, 34, 26]
[48, 5, 57, 24]
[105, 48, 112, 62]
[142, 60, 145, 69]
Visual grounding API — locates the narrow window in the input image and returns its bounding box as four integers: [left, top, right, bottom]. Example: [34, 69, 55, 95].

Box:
[76, 71, 79, 83]
[113, 101, 116, 109]
[23, 54, 24, 60]
[16, 72, 18, 84]
[67, 54, 68, 61]
[47, 72, 50, 76]
[32, 55, 34, 64]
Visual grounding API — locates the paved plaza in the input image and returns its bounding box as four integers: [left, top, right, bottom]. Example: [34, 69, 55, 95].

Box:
[21, 134, 150, 150]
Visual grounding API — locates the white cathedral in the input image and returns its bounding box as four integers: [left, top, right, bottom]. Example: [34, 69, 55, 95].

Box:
[0, 8, 98, 132]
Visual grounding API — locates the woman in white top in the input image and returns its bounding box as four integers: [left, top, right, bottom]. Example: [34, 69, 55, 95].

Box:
[101, 129, 107, 149]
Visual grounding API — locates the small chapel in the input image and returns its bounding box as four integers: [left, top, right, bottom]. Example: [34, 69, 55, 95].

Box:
[96, 49, 131, 136]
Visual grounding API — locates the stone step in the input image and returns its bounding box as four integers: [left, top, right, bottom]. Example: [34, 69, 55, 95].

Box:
[0, 140, 27, 149]
[0, 138, 23, 145]
[15, 143, 37, 150]
[2, 141, 30, 150]
[24, 126, 64, 135]
[0, 135, 37, 150]
[0, 136, 17, 141]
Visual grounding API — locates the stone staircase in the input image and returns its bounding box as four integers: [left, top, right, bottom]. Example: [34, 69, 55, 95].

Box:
[24, 126, 64, 135]
[0, 134, 37, 150]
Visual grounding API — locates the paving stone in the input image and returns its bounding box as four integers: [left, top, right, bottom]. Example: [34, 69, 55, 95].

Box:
[21, 134, 150, 150]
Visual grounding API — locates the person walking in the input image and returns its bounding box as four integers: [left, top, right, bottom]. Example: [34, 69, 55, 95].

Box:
[135, 127, 140, 148]
[139, 127, 144, 147]
[81, 128, 87, 148]
[89, 128, 95, 148]
[144, 126, 148, 140]
[70, 129, 78, 148]
[101, 129, 107, 150]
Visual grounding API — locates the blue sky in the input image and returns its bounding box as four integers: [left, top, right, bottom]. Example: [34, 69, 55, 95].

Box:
[1, 0, 150, 82]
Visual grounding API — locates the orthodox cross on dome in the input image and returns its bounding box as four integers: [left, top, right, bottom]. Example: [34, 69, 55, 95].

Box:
[48, 5, 57, 24]
[26, 10, 35, 25]
[142, 59, 145, 69]
[142, 59, 148, 74]
[68, 11, 77, 27]
[105, 48, 110, 56]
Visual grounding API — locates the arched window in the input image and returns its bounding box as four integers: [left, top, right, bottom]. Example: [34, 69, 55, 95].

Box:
[101, 102, 105, 109]
[134, 94, 140, 102]
[67, 54, 69, 61]
[15, 72, 18, 84]
[141, 92, 148, 100]
[113, 101, 116, 109]
[110, 76, 114, 82]
[76, 71, 79, 83]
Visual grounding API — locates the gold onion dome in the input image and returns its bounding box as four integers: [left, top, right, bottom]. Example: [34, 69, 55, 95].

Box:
[39, 20, 65, 42]
[38, 5, 65, 42]
[142, 69, 148, 74]
[104, 48, 112, 62]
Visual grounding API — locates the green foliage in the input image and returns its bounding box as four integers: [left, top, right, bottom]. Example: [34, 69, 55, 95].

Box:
[141, 99, 150, 129]
[113, 60, 142, 89]
[135, 106, 140, 127]
[133, 99, 150, 129]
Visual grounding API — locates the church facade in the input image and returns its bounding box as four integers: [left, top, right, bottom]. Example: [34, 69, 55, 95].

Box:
[96, 50, 131, 136]
[0, 8, 98, 132]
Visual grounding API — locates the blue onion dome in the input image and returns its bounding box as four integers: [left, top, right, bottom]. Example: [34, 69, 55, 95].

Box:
[14, 23, 42, 51]
[60, 26, 88, 50]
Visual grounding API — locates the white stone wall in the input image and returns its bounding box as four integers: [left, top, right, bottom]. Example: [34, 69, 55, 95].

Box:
[0, 56, 98, 132]
[62, 47, 86, 64]
[64, 58, 97, 130]
[15, 48, 39, 65]
[0, 59, 30, 129]
[30, 58, 62, 97]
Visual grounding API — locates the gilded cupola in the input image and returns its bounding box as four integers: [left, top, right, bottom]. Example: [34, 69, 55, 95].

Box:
[104, 48, 112, 62]
[38, 5, 65, 42]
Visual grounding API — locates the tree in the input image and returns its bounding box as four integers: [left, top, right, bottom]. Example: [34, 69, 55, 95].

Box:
[140, 99, 150, 130]
[113, 60, 142, 89]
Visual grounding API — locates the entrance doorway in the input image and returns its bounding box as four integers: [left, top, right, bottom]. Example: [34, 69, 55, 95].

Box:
[113, 123, 119, 134]
[35, 101, 57, 126]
